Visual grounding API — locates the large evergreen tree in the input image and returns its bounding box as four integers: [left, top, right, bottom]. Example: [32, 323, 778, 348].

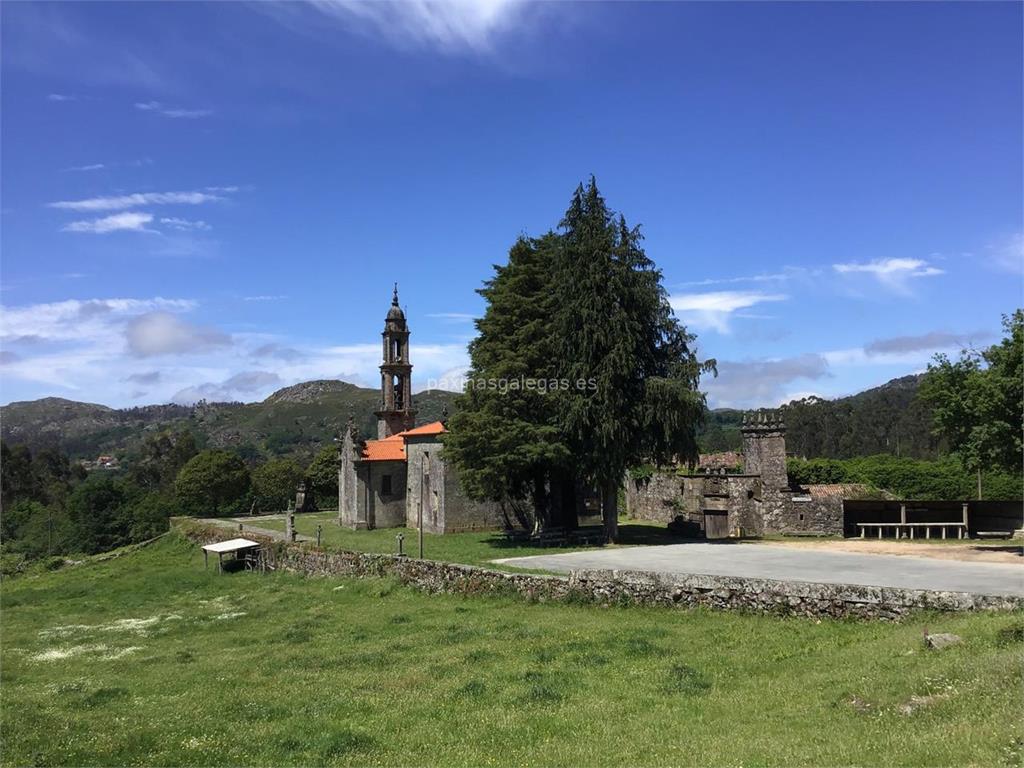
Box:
[554, 180, 712, 539]
[447, 179, 712, 540]
[444, 235, 572, 528]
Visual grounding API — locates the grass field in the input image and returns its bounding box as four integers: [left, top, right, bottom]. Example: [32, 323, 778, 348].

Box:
[241, 511, 682, 568]
[2, 534, 1022, 767]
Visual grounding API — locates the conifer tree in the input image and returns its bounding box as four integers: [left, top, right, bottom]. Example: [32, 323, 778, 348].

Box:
[443, 235, 571, 528]
[554, 179, 713, 540]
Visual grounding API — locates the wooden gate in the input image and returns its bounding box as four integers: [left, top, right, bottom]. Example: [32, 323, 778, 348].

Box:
[703, 509, 730, 540]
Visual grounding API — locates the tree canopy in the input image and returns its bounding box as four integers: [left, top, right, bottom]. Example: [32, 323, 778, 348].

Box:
[445, 179, 714, 539]
[919, 310, 1023, 493]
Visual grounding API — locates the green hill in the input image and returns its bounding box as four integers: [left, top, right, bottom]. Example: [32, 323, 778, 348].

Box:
[697, 375, 938, 459]
[1, 381, 459, 464]
[1, 374, 936, 464]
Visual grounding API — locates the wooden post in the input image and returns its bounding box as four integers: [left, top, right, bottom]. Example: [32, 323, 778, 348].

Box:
[204, 550, 208, 570]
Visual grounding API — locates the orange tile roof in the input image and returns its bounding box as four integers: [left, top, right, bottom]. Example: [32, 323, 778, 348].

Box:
[398, 421, 447, 437]
[803, 483, 872, 500]
[361, 435, 406, 462]
[359, 422, 446, 461]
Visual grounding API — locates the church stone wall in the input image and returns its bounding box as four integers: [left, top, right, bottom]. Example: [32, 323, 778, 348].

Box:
[405, 437, 447, 534]
[441, 467, 506, 533]
[363, 460, 407, 529]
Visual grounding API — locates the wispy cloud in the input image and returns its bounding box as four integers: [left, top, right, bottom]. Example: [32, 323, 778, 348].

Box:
[243, 295, 288, 302]
[669, 291, 787, 334]
[864, 329, 992, 356]
[48, 190, 226, 212]
[62, 163, 106, 173]
[1, 297, 195, 344]
[833, 257, 944, 292]
[296, 0, 541, 54]
[985, 232, 1023, 275]
[159, 217, 211, 232]
[125, 312, 231, 357]
[172, 371, 281, 405]
[675, 267, 813, 289]
[47, 93, 77, 102]
[135, 100, 212, 119]
[427, 312, 477, 323]
[63, 211, 154, 234]
[702, 354, 831, 409]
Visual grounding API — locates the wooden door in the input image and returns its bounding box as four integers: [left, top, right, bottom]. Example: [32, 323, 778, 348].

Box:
[704, 510, 730, 540]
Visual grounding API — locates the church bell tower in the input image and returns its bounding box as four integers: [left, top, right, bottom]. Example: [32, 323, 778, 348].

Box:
[375, 284, 416, 438]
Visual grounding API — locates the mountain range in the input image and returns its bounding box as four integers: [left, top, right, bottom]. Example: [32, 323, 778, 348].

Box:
[0, 375, 937, 464]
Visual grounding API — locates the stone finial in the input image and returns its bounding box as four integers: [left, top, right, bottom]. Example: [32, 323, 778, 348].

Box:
[392, 282, 399, 306]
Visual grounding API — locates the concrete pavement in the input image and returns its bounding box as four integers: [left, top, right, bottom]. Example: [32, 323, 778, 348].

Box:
[493, 542, 1024, 597]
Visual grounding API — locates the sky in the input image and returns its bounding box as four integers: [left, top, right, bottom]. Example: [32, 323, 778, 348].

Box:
[1, 0, 1021, 410]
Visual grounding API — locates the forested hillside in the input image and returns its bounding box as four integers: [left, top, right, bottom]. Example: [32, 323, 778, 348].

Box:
[697, 375, 938, 459]
[1, 381, 458, 465]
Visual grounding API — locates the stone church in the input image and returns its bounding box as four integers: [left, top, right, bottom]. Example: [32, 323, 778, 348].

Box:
[337, 288, 505, 533]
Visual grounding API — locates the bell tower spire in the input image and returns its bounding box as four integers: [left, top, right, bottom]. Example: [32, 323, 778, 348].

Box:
[375, 284, 416, 438]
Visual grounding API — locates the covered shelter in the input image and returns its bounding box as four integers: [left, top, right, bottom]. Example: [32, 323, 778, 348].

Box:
[201, 538, 261, 572]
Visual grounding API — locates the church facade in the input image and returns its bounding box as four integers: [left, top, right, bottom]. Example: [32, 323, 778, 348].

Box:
[337, 288, 506, 534]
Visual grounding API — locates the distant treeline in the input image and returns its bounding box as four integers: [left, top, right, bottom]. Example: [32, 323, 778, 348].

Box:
[0, 431, 340, 575]
[787, 455, 1021, 501]
[698, 375, 938, 459]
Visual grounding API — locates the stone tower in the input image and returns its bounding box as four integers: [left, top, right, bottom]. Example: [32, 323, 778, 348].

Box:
[741, 410, 789, 491]
[375, 284, 416, 439]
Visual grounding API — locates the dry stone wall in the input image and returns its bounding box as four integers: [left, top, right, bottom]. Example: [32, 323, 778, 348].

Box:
[174, 519, 1022, 620]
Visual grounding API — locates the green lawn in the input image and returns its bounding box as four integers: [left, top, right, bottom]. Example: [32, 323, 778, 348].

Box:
[243, 511, 680, 568]
[2, 534, 1022, 766]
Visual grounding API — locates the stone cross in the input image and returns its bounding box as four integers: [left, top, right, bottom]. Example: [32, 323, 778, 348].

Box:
[285, 501, 296, 542]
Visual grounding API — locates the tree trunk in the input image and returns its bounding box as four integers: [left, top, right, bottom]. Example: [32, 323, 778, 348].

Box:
[532, 472, 549, 533]
[602, 480, 619, 543]
[552, 470, 579, 530]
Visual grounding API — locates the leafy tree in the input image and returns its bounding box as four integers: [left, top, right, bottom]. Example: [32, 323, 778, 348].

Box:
[66, 477, 129, 554]
[128, 492, 178, 541]
[1, 500, 76, 559]
[919, 310, 1023, 495]
[128, 429, 198, 492]
[250, 458, 304, 512]
[174, 450, 251, 517]
[306, 445, 340, 508]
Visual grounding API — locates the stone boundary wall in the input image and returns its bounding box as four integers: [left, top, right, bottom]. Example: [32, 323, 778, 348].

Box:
[173, 519, 1023, 620]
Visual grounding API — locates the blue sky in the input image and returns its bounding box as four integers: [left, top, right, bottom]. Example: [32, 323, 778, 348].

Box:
[1, 1, 1021, 409]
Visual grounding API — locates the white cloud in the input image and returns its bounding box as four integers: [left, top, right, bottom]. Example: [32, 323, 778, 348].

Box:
[125, 312, 231, 357]
[172, 371, 281, 404]
[48, 190, 225, 212]
[427, 312, 477, 323]
[63, 211, 154, 234]
[1, 298, 195, 343]
[47, 93, 77, 102]
[864, 329, 992, 356]
[669, 291, 787, 334]
[243, 295, 288, 302]
[986, 232, 1023, 275]
[135, 101, 212, 119]
[702, 354, 831, 409]
[302, 0, 538, 54]
[159, 217, 211, 231]
[63, 163, 106, 172]
[832, 257, 944, 292]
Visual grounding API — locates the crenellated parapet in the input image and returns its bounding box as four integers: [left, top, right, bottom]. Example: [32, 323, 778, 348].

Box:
[740, 409, 786, 434]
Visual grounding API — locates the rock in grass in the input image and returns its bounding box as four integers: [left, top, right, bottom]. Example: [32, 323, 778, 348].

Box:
[924, 632, 962, 650]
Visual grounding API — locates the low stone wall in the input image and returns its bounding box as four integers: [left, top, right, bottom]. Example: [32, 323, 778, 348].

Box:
[173, 519, 1023, 620]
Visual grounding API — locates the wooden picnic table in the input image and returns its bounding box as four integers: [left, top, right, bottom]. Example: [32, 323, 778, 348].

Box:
[201, 538, 261, 572]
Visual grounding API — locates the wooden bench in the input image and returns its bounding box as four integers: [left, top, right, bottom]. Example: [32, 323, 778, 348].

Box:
[857, 522, 967, 540]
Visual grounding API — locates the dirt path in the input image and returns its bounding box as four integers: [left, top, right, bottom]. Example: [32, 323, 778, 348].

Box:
[755, 537, 1022, 564]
